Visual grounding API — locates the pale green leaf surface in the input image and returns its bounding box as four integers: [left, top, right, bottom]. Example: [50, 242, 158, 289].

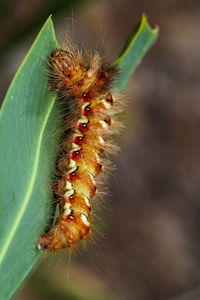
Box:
[0, 16, 60, 299]
[0, 15, 158, 299]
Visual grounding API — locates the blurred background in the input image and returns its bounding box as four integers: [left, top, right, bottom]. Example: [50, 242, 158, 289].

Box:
[1, 0, 200, 299]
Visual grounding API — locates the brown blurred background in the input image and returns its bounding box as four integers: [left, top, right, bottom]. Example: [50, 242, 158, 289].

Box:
[1, 0, 200, 299]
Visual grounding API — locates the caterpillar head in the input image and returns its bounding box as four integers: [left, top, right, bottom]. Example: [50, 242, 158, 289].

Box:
[49, 49, 84, 89]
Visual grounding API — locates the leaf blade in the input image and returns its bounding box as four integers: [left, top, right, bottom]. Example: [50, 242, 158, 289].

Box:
[0, 16, 59, 299]
[115, 14, 159, 91]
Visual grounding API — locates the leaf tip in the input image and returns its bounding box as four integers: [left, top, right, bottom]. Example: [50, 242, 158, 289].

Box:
[141, 13, 159, 36]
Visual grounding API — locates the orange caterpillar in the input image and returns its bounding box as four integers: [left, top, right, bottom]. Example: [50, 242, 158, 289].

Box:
[39, 46, 123, 251]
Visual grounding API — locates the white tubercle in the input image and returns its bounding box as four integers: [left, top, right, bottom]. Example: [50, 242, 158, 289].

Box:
[98, 136, 105, 145]
[66, 167, 77, 174]
[87, 69, 95, 78]
[65, 181, 72, 190]
[64, 202, 72, 216]
[103, 100, 112, 109]
[68, 159, 76, 169]
[84, 195, 90, 207]
[78, 116, 88, 123]
[101, 120, 109, 129]
[73, 133, 84, 138]
[81, 213, 90, 227]
[71, 146, 81, 152]
[81, 102, 90, 109]
[64, 189, 74, 198]
[63, 61, 69, 68]
[72, 142, 79, 148]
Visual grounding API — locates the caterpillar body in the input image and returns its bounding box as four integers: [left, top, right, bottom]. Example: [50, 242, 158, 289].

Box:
[39, 46, 124, 251]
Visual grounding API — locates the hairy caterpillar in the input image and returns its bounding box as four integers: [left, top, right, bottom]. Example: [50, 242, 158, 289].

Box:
[38, 44, 124, 251]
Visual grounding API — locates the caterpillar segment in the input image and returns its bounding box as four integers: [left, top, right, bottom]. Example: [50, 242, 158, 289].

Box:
[39, 48, 122, 250]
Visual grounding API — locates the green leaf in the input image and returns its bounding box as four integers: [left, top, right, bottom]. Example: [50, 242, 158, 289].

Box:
[0, 16, 60, 299]
[0, 15, 158, 299]
[115, 14, 159, 91]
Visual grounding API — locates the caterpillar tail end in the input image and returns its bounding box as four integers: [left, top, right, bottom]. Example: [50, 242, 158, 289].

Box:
[38, 227, 67, 251]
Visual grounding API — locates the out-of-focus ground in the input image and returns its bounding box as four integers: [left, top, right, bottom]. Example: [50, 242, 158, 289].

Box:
[1, 0, 200, 299]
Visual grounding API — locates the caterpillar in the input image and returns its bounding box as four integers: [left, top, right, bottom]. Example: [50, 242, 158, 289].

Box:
[38, 44, 124, 251]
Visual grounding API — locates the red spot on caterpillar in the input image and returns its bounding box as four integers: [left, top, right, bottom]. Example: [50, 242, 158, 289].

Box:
[72, 135, 85, 146]
[70, 149, 81, 160]
[76, 122, 88, 133]
[66, 169, 78, 181]
[81, 92, 90, 102]
[82, 104, 92, 116]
